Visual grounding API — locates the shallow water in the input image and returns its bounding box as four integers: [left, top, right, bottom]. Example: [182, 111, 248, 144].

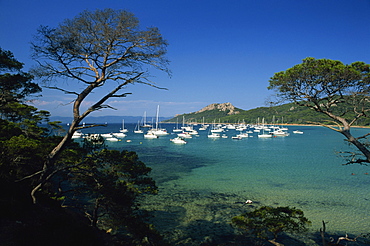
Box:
[77, 123, 370, 244]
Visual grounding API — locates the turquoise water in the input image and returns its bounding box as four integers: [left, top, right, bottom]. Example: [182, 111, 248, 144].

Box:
[77, 123, 370, 241]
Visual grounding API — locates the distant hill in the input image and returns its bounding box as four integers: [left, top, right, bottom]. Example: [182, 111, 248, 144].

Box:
[162, 102, 370, 126]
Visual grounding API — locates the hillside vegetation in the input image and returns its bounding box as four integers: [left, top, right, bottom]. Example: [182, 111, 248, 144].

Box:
[163, 102, 370, 126]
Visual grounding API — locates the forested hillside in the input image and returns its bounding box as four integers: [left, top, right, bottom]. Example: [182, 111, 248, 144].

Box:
[163, 102, 370, 126]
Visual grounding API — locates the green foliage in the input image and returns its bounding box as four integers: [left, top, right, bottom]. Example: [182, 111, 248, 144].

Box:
[0, 117, 162, 243]
[267, 58, 370, 164]
[0, 50, 59, 219]
[0, 48, 164, 244]
[267, 57, 370, 126]
[268, 58, 369, 98]
[0, 47, 42, 122]
[47, 146, 162, 244]
[0, 121, 68, 189]
[0, 48, 23, 70]
[232, 206, 311, 242]
[31, 8, 169, 91]
[164, 102, 347, 125]
[0, 47, 52, 140]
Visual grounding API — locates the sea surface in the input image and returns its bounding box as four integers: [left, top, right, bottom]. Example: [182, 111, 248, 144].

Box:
[74, 123, 370, 245]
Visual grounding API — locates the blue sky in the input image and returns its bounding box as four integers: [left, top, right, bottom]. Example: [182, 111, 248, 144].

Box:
[1, 0, 370, 117]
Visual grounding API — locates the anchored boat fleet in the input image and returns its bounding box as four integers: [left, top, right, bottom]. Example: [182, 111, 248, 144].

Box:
[72, 107, 303, 144]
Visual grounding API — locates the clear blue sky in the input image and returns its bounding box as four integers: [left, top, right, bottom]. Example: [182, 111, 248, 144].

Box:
[1, 0, 370, 117]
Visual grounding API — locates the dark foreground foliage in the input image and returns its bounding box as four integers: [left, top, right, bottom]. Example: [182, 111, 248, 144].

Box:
[0, 47, 167, 245]
[0, 119, 167, 245]
[232, 206, 311, 246]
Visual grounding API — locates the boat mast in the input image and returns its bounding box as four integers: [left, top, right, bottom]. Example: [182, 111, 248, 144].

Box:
[155, 105, 159, 130]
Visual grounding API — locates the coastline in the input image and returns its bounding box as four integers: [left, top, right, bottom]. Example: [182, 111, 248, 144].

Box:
[161, 122, 370, 128]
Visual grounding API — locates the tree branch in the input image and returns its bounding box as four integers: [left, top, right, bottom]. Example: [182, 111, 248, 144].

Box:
[15, 170, 44, 182]
[356, 132, 370, 140]
[336, 233, 359, 244]
[80, 73, 143, 119]
[45, 86, 79, 95]
[306, 121, 342, 132]
[75, 123, 107, 130]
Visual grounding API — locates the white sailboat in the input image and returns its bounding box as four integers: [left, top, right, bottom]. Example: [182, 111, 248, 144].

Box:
[134, 120, 144, 133]
[173, 118, 182, 132]
[210, 120, 224, 133]
[258, 118, 273, 138]
[119, 119, 128, 133]
[141, 111, 152, 128]
[198, 117, 206, 130]
[208, 122, 221, 138]
[280, 117, 289, 131]
[147, 105, 169, 136]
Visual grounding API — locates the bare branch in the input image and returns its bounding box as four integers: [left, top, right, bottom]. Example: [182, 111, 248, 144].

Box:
[80, 73, 143, 119]
[306, 121, 343, 132]
[336, 233, 359, 244]
[75, 123, 107, 130]
[15, 170, 44, 182]
[110, 93, 132, 98]
[356, 132, 370, 140]
[46, 86, 79, 95]
[136, 78, 168, 90]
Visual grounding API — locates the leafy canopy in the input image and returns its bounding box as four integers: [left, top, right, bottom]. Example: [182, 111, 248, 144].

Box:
[0, 47, 43, 123]
[268, 58, 370, 164]
[269, 58, 369, 104]
[31, 8, 170, 88]
[232, 206, 311, 242]
[29, 9, 170, 205]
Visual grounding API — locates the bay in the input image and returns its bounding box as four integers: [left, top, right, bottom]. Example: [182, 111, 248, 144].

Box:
[75, 123, 370, 245]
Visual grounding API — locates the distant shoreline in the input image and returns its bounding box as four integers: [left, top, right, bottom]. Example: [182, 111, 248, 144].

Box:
[161, 122, 370, 128]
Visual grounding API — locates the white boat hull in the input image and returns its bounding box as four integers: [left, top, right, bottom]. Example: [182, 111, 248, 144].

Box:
[258, 134, 272, 138]
[170, 137, 187, 144]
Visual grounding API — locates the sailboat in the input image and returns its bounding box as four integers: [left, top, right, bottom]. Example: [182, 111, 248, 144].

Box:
[147, 105, 169, 136]
[134, 120, 144, 133]
[173, 118, 182, 132]
[207, 121, 221, 138]
[210, 121, 224, 133]
[141, 111, 152, 128]
[199, 117, 207, 130]
[119, 119, 128, 133]
[258, 118, 272, 138]
[280, 117, 289, 131]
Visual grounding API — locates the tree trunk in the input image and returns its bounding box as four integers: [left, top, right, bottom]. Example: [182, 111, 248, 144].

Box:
[341, 129, 370, 162]
[320, 221, 328, 246]
[323, 111, 370, 163]
[268, 239, 284, 246]
[91, 198, 100, 227]
[31, 118, 82, 204]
